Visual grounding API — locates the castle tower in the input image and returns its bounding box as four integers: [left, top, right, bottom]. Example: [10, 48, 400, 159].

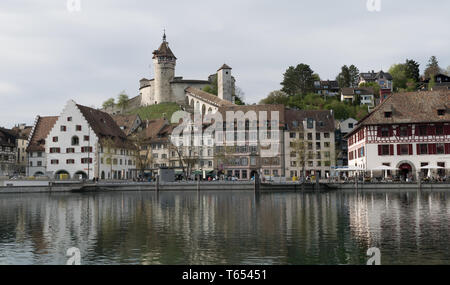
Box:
[153, 32, 177, 104]
[217, 64, 233, 102]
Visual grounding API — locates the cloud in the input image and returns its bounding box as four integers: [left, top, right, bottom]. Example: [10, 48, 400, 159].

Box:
[0, 0, 449, 127]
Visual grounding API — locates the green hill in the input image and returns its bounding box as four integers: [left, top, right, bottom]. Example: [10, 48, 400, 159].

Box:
[128, 102, 182, 121]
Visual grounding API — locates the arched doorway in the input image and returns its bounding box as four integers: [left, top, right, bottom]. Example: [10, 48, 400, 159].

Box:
[250, 170, 259, 180]
[33, 171, 45, 177]
[397, 161, 414, 181]
[55, 170, 70, 180]
[74, 171, 88, 180]
[101, 171, 105, 180]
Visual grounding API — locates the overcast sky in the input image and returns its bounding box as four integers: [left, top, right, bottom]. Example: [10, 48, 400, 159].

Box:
[1, 0, 449, 128]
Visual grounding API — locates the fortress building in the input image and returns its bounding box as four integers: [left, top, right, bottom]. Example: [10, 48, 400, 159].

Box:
[138, 33, 236, 109]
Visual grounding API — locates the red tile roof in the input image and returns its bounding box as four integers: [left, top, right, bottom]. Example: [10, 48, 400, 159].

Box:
[27, 116, 58, 152]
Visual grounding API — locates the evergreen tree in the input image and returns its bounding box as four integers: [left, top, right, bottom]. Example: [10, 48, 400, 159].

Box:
[424, 56, 441, 79]
[281, 64, 315, 95]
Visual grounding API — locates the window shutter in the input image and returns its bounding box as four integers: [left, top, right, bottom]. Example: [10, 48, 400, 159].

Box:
[428, 126, 436, 136]
[408, 126, 412, 137]
[417, 144, 421, 155]
[445, 125, 450, 135]
[397, 144, 401, 155]
[389, 127, 393, 137]
[445, 143, 450, 154]
[390, 145, 394, 156]
[409, 144, 413, 155]
[378, 145, 382, 155]
[428, 144, 436, 154]
[377, 127, 381, 137]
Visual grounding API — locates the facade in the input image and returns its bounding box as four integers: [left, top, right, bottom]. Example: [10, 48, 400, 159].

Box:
[284, 109, 336, 179]
[336, 118, 358, 167]
[347, 90, 450, 180]
[359, 70, 393, 102]
[29, 100, 137, 180]
[0, 128, 17, 177]
[11, 124, 32, 175]
[27, 116, 58, 177]
[341, 87, 375, 107]
[138, 33, 235, 107]
[112, 114, 143, 136]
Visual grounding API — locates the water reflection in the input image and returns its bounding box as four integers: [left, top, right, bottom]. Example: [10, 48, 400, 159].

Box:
[0, 190, 449, 265]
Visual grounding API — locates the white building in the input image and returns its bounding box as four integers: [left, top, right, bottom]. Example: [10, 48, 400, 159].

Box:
[347, 90, 450, 180]
[30, 100, 137, 180]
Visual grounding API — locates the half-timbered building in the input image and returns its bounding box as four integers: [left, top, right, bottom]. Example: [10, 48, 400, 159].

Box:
[346, 90, 450, 180]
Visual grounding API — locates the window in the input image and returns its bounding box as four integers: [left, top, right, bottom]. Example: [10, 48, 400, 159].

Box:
[81, 158, 93, 164]
[436, 125, 444, 135]
[84, 136, 90, 141]
[307, 118, 314, 129]
[81, 146, 93, 153]
[316, 133, 321, 140]
[60, 126, 67, 132]
[52, 136, 58, 142]
[71, 136, 79, 146]
[437, 109, 445, 116]
[37, 152, 42, 157]
[66, 159, 75, 164]
[381, 127, 390, 137]
[418, 144, 428, 155]
[384, 112, 392, 118]
[379, 145, 391, 156]
[418, 125, 427, 136]
[290, 132, 296, 139]
[307, 133, 313, 140]
[437, 143, 445, 154]
[66, 148, 75, 153]
[51, 160, 59, 165]
[50, 147, 60, 153]
[76, 125, 82, 131]
[399, 126, 408, 137]
[316, 142, 321, 150]
[37, 161, 42, 167]
[348, 123, 354, 129]
[398, 144, 410, 155]
[67, 117, 72, 122]
[325, 142, 330, 148]
[242, 170, 248, 179]
[324, 133, 330, 139]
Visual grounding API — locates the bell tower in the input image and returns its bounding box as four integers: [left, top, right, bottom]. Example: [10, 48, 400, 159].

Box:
[153, 31, 177, 104]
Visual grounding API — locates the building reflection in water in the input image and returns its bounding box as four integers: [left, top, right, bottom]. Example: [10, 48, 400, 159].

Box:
[0, 190, 449, 265]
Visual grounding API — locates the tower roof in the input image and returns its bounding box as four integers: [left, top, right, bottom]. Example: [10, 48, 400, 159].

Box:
[218, 64, 232, 71]
[153, 33, 177, 60]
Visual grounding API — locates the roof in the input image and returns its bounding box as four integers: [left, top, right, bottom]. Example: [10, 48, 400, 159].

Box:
[26, 116, 58, 152]
[138, 118, 169, 142]
[112, 114, 140, 136]
[360, 70, 392, 81]
[285, 109, 335, 132]
[349, 90, 450, 134]
[75, 104, 132, 149]
[0, 127, 17, 147]
[341, 87, 374, 96]
[11, 125, 32, 140]
[152, 40, 177, 59]
[218, 64, 232, 71]
[186, 87, 234, 107]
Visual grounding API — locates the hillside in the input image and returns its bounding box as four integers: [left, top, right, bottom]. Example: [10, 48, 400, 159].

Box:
[127, 102, 182, 121]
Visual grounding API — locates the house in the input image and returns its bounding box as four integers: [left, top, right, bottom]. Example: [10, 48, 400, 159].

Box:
[0, 128, 18, 177]
[336, 118, 358, 167]
[11, 124, 32, 175]
[346, 90, 450, 180]
[314, 80, 340, 97]
[341, 87, 375, 107]
[112, 114, 143, 136]
[27, 116, 58, 177]
[29, 100, 138, 180]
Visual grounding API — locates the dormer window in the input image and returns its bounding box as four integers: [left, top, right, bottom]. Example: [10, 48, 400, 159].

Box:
[384, 112, 392, 118]
[437, 109, 445, 116]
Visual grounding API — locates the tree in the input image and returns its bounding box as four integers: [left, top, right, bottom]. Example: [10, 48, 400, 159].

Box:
[281, 64, 315, 95]
[101, 138, 116, 180]
[202, 76, 218, 95]
[389, 64, 408, 92]
[234, 86, 245, 105]
[349, 65, 360, 87]
[335, 64, 361, 88]
[259, 90, 289, 105]
[117, 92, 129, 113]
[292, 138, 307, 182]
[445, 65, 450, 76]
[424, 56, 441, 79]
[130, 133, 153, 178]
[102, 98, 115, 110]
[405, 59, 420, 83]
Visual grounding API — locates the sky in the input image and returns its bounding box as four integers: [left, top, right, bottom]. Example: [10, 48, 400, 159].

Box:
[1, 0, 449, 128]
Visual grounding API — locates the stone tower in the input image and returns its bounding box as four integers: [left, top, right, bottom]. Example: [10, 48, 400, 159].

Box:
[153, 32, 177, 104]
[217, 64, 233, 102]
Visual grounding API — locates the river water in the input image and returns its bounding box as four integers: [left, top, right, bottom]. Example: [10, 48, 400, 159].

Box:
[0, 190, 449, 265]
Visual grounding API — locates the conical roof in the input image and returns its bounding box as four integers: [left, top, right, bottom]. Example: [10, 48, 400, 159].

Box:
[153, 41, 177, 59]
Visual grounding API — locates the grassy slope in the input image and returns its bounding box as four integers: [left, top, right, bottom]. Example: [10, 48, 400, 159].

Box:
[128, 102, 182, 121]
